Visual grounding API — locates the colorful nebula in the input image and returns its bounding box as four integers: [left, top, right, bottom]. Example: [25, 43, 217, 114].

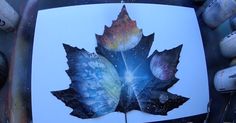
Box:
[96, 6, 142, 51]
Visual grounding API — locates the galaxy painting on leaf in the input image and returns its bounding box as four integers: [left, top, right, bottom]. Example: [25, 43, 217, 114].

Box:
[52, 5, 188, 119]
[32, 4, 209, 123]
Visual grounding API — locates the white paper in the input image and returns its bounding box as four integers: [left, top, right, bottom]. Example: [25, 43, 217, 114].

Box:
[32, 3, 209, 123]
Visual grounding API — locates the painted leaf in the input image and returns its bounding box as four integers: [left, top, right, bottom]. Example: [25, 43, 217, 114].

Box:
[96, 5, 142, 51]
[52, 44, 121, 118]
[52, 5, 189, 119]
[133, 45, 189, 115]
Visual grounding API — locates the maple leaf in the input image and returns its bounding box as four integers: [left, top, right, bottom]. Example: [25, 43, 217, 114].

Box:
[52, 5, 188, 119]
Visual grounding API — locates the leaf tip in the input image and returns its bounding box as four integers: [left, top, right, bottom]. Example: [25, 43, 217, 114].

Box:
[51, 91, 60, 98]
[63, 43, 74, 53]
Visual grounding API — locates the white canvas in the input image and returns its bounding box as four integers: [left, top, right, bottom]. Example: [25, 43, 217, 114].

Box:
[32, 3, 209, 123]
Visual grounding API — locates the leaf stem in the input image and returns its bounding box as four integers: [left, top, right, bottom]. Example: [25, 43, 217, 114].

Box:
[125, 113, 128, 123]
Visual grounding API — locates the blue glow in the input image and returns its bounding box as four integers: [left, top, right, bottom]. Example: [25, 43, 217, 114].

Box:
[124, 70, 134, 83]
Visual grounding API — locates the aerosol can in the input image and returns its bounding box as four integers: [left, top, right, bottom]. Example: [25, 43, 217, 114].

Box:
[202, 0, 236, 28]
[220, 31, 236, 58]
[0, 0, 19, 32]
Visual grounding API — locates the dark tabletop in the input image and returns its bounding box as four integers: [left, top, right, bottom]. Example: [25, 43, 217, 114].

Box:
[0, 0, 235, 123]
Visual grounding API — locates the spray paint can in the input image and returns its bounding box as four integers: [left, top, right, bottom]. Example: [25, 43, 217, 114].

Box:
[230, 15, 236, 30]
[0, 0, 20, 32]
[220, 31, 236, 58]
[202, 0, 236, 28]
[214, 66, 236, 92]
